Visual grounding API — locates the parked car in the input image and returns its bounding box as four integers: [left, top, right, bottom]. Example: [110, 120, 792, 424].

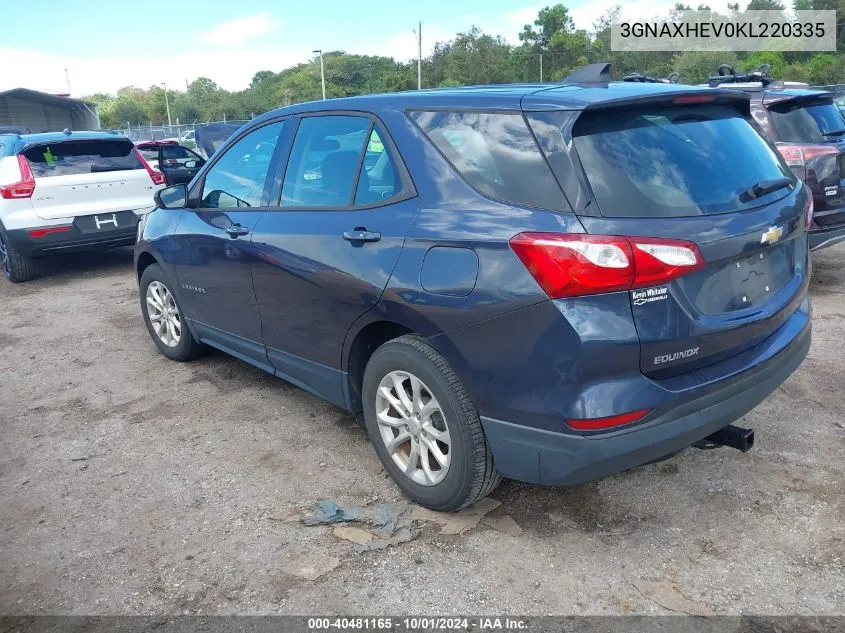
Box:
[135, 140, 206, 186]
[178, 129, 197, 150]
[135, 63, 811, 510]
[708, 66, 845, 251]
[0, 130, 164, 282]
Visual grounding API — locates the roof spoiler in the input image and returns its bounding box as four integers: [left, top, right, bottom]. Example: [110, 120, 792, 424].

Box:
[562, 62, 611, 85]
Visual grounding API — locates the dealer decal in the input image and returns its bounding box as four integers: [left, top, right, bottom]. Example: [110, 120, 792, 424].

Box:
[632, 286, 668, 306]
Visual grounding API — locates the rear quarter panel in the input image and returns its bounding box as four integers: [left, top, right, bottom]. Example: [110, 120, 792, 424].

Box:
[343, 105, 588, 418]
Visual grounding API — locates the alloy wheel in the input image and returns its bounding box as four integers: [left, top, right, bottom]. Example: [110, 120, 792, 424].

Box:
[374, 370, 451, 486]
[146, 281, 182, 348]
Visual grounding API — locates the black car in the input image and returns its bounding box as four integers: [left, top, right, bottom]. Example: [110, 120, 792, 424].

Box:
[135, 141, 206, 186]
[710, 66, 845, 251]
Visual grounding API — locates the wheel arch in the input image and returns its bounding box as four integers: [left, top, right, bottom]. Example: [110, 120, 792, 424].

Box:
[136, 250, 158, 283]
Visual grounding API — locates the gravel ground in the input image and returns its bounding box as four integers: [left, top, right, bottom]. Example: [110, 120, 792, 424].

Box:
[0, 245, 843, 616]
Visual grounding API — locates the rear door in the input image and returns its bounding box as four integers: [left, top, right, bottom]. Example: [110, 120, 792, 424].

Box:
[250, 114, 419, 405]
[526, 97, 809, 378]
[23, 138, 158, 220]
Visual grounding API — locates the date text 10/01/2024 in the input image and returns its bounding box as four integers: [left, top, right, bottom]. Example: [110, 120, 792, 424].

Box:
[307, 618, 529, 630]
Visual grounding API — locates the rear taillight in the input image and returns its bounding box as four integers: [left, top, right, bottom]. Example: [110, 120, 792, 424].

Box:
[0, 155, 36, 199]
[566, 408, 652, 431]
[672, 94, 717, 105]
[509, 233, 704, 299]
[776, 143, 839, 181]
[134, 149, 166, 186]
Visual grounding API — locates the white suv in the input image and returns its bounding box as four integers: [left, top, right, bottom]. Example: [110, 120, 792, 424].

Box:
[0, 130, 164, 282]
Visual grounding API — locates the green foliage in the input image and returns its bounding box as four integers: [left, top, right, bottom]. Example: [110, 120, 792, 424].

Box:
[86, 3, 845, 129]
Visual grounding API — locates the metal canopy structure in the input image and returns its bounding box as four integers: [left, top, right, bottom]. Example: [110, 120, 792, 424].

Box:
[0, 88, 100, 133]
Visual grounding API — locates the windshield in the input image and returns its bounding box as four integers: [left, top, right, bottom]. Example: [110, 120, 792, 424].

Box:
[533, 105, 793, 218]
[769, 102, 845, 143]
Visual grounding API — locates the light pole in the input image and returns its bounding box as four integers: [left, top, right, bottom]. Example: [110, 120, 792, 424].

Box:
[313, 49, 326, 100]
[413, 22, 422, 89]
[63, 68, 71, 95]
[161, 82, 172, 128]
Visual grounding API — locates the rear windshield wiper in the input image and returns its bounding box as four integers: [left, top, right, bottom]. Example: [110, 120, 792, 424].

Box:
[740, 177, 793, 202]
[822, 129, 845, 137]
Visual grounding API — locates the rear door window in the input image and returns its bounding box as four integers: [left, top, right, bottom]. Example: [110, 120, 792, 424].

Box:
[768, 102, 845, 143]
[161, 145, 202, 166]
[23, 139, 143, 177]
[281, 115, 372, 207]
[410, 110, 566, 211]
[355, 128, 401, 205]
[534, 105, 793, 218]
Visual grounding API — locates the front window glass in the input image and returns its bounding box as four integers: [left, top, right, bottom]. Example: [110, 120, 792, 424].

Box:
[201, 122, 283, 208]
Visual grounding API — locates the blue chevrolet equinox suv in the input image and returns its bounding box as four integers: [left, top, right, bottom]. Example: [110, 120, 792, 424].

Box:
[135, 63, 812, 510]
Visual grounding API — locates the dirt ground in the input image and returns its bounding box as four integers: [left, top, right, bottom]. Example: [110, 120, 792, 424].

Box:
[0, 244, 843, 616]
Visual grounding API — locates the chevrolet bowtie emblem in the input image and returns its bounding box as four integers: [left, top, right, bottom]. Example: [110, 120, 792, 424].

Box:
[760, 225, 784, 245]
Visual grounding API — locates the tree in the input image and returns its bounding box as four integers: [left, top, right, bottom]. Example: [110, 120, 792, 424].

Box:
[746, 0, 785, 8]
[82, 4, 845, 128]
[519, 4, 575, 50]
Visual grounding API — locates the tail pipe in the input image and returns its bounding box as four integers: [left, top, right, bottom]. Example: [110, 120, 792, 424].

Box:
[694, 425, 755, 453]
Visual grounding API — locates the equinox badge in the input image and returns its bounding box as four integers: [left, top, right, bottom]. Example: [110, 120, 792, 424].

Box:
[760, 225, 784, 245]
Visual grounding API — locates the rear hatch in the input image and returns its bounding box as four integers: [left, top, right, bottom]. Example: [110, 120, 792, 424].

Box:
[526, 92, 809, 378]
[765, 92, 845, 228]
[23, 137, 158, 220]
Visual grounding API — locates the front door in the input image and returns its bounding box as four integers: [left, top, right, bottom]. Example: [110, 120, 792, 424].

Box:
[159, 144, 205, 185]
[250, 115, 419, 404]
[170, 120, 286, 369]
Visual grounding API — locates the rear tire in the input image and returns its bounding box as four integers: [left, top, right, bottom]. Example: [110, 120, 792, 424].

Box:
[139, 263, 205, 361]
[362, 335, 501, 511]
[0, 223, 40, 283]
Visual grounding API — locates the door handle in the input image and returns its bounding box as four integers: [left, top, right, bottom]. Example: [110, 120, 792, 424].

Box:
[225, 224, 250, 238]
[342, 229, 381, 242]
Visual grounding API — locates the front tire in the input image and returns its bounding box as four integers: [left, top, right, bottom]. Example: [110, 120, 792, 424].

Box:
[362, 335, 501, 511]
[139, 263, 204, 361]
[0, 223, 40, 283]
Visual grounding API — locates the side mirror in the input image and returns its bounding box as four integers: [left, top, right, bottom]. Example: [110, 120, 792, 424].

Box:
[154, 184, 188, 209]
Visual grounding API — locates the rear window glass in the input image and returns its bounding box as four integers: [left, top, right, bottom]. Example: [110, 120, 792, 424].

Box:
[410, 111, 566, 211]
[24, 140, 142, 177]
[534, 105, 792, 218]
[768, 102, 845, 143]
[137, 147, 158, 161]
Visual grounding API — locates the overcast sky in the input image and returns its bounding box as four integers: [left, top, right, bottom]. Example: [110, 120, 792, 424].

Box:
[0, 0, 730, 96]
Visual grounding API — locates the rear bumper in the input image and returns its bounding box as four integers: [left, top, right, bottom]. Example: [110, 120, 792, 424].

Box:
[480, 317, 811, 486]
[808, 223, 845, 251]
[6, 217, 140, 257]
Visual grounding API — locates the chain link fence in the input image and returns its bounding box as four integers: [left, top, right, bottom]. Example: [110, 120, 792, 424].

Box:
[114, 120, 251, 146]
